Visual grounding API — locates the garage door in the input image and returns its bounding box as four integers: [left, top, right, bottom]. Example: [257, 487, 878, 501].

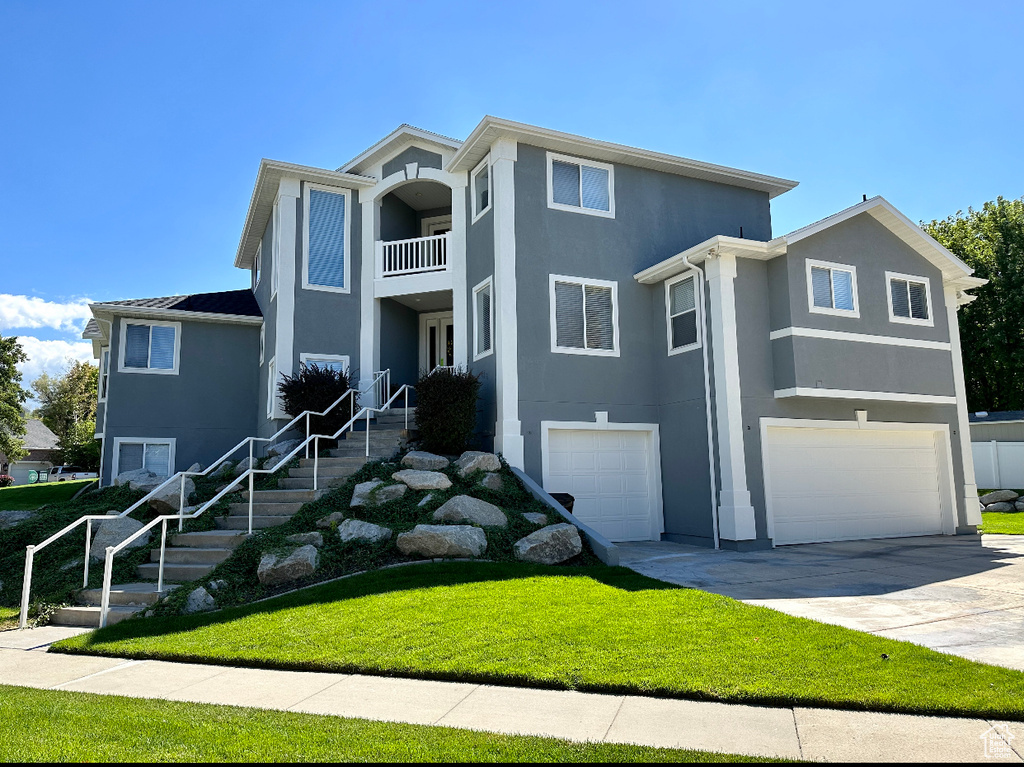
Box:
[765, 427, 946, 545]
[545, 429, 657, 542]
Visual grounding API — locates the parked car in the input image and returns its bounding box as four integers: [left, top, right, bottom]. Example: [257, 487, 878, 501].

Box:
[47, 466, 99, 482]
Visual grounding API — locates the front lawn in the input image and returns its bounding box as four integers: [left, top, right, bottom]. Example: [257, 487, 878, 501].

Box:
[980, 511, 1024, 535]
[0, 480, 94, 511]
[0, 606, 19, 631]
[0, 685, 767, 763]
[55, 561, 1024, 720]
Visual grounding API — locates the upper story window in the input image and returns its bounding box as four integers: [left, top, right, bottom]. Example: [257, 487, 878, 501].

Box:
[259, 325, 265, 365]
[270, 202, 280, 299]
[303, 184, 350, 293]
[254, 242, 262, 290]
[887, 271, 933, 326]
[471, 156, 491, 223]
[666, 273, 700, 354]
[473, 277, 493, 360]
[267, 357, 277, 418]
[547, 152, 615, 218]
[550, 275, 619, 357]
[118, 320, 180, 375]
[98, 348, 110, 400]
[806, 259, 859, 318]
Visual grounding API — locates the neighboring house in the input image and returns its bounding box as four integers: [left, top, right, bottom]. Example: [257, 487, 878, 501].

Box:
[82, 117, 987, 550]
[0, 419, 59, 485]
[970, 411, 1024, 489]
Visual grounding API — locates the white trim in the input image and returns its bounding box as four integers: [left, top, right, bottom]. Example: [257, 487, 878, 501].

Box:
[421, 214, 452, 237]
[548, 274, 620, 357]
[339, 125, 462, 175]
[886, 270, 934, 327]
[274, 179, 299, 393]
[470, 155, 491, 224]
[266, 356, 277, 419]
[449, 170, 470, 371]
[299, 352, 351, 374]
[945, 284, 981, 526]
[806, 258, 860, 318]
[773, 387, 957, 405]
[769, 326, 951, 351]
[116, 319, 181, 375]
[664, 272, 701, 355]
[302, 183, 352, 294]
[545, 151, 615, 219]
[111, 437, 176, 480]
[540, 418, 665, 542]
[472, 276, 494, 361]
[98, 347, 110, 402]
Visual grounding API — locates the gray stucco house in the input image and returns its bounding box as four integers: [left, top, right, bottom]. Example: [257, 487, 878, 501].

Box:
[83, 117, 986, 550]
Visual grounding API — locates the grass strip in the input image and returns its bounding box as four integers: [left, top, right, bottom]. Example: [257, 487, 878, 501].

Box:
[0, 480, 94, 511]
[980, 511, 1024, 535]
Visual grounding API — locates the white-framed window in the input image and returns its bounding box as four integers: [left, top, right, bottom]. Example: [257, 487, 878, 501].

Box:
[98, 347, 110, 401]
[254, 242, 262, 289]
[665, 273, 701, 354]
[267, 357, 277, 418]
[112, 437, 175, 478]
[299, 353, 350, 375]
[259, 324, 265, 365]
[886, 271, 933, 327]
[471, 155, 491, 223]
[117, 320, 181, 375]
[270, 202, 280, 299]
[546, 152, 615, 218]
[806, 259, 859, 318]
[303, 183, 351, 293]
[473, 276, 494, 360]
[549, 274, 619, 357]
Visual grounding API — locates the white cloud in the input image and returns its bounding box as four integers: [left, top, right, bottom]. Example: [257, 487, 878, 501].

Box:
[15, 336, 95, 389]
[0, 294, 93, 334]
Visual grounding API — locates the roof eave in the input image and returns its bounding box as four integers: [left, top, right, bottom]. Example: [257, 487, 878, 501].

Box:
[90, 303, 263, 326]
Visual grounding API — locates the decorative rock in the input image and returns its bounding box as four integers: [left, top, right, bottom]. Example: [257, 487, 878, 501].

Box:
[986, 502, 1016, 512]
[257, 545, 320, 586]
[350, 480, 383, 507]
[337, 518, 392, 544]
[455, 451, 501, 477]
[374, 484, 408, 504]
[980, 489, 1020, 505]
[392, 469, 452, 491]
[513, 523, 583, 565]
[418, 493, 435, 508]
[183, 586, 216, 614]
[234, 457, 256, 477]
[286, 532, 324, 547]
[0, 510, 35, 529]
[523, 512, 548, 526]
[264, 453, 290, 472]
[480, 472, 504, 492]
[211, 461, 234, 477]
[267, 439, 301, 458]
[396, 524, 487, 558]
[186, 462, 203, 473]
[316, 512, 346, 529]
[89, 516, 151, 562]
[113, 468, 164, 492]
[432, 495, 507, 527]
[401, 451, 450, 471]
[207, 579, 228, 591]
[1016, 501, 1024, 513]
[149, 477, 196, 513]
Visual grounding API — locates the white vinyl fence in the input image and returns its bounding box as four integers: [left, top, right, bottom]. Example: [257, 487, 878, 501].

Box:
[972, 441, 1024, 489]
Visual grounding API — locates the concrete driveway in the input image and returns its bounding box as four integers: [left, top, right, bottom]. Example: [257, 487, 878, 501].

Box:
[618, 534, 1024, 671]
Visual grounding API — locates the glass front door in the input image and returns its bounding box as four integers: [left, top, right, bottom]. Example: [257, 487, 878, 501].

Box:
[422, 313, 455, 372]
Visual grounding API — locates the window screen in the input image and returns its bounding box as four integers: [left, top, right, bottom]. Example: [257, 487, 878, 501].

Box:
[552, 161, 581, 207]
[124, 324, 150, 368]
[124, 324, 175, 370]
[669, 276, 698, 350]
[118, 441, 170, 477]
[890, 277, 930, 321]
[810, 265, 855, 312]
[475, 282, 492, 356]
[551, 157, 611, 213]
[553, 279, 616, 353]
[307, 189, 346, 289]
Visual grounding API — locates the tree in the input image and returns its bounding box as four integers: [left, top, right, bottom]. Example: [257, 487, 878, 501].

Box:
[924, 197, 1024, 412]
[31, 360, 100, 469]
[0, 335, 29, 461]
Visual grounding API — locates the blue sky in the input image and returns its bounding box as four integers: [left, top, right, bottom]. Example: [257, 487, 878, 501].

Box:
[1, 0, 1022, 388]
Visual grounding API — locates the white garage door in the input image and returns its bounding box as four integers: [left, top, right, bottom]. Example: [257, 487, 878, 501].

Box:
[765, 427, 946, 545]
[545, 429, 657, 542]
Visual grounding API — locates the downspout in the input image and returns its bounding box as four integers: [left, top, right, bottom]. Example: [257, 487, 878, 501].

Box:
[681, 251, 721, 550]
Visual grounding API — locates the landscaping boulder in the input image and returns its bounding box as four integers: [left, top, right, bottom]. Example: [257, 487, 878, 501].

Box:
[257, 545, 320, 586]
[986, 501, 1016, 512]
[264, 453, 290, 471]
[513, 523, 582, 565]
[89, 516, 151, 563]
[351, 480, 406, 507]
[286, 532, 324, 547]
[208, 579, 228, 591]
[480, 472, 504, 492]
[432, 495, 507, 527]
[980, 489, 1019, 505]
[234, 457, 256, 477]
[375, 484, 408, 504]
[0, 510, 35, 530]
[401, 451, 450, 471]
[350, 480, 383, 507]
[149, 477, 196, 514]
[396, 525, 487, 558]
[523, 512, 548, 526]
[1016, 501, 1024, 513]
[418, 493, 435, 508]
[267, 439, 302, 458]
[113, 468, 164, 493]
[211, 461, 234, 478]
[337, 518, 392, 544]
[315, 512, 346, 529]
[185, 462, 203, 473]
[183, 586, 215, 614]
[455, 451, 501, 477]
[392, 469, 452, 491]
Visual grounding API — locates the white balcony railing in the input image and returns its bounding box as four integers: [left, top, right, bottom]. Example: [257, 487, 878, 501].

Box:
[377, 232, 449, 278]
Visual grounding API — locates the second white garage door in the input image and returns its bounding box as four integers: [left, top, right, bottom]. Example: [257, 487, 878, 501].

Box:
[764, 426, 949, 545]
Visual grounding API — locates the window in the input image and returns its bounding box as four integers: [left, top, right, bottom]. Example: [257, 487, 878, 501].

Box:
[117, 320, 180, 374]
[471, 156, 491, 222]
[299, 353, 350, 374]
[303, 184, 350, 293]
[254, 242, 262, 289]
[549, 275, 619, 356]
[666, 274, 700, 354]
[546, 152, 614, 218]
[259, 325, 265, 365]
[114, 438, 175, 478]
[98, 348, 110, 401]
[267, 357, 276, 418]
[271, 202, 280, 299]
[887, 272, 933, 326]
[806, 259, 859, 317]
[473, 277, 493, 360]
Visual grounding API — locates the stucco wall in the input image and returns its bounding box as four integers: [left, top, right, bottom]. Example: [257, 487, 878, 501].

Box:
[466, 182, 496, 449]
[382, 147, 443, 178]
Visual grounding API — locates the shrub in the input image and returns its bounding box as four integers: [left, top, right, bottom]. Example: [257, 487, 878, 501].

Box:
[414, 367, 481, 454]
[278, 364, 356, 437]
[0, 475, 13, 488]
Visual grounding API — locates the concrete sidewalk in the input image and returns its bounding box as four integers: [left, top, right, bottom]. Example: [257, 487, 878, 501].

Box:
[1, 627, 1021, 762]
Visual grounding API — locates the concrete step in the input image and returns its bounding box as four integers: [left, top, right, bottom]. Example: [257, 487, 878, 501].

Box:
[287, 465, 360, 479]
[298, 456, 366, 469]
[137, 562, 218, 580]
[51, 605, 141, 627]
[170, 530, 249, 549]
[276, 476, 348, 490]
[328, 445, 401, 458]
[228, 502, 304, 517]
[214, 515, 290, 530]
[78, 583, 177, 608]
[149, 547, 233, 565]
[240, 489, 318, 503]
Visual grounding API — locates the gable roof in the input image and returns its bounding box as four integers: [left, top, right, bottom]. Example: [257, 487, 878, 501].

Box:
[338, 124, 463, 176]
[23, 419, 58, 451]
[89, 289, 263, 328]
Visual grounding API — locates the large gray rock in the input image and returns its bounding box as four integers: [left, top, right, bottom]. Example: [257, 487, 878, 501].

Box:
[432, 495, 507, 527]
[514, 523, 583, 565]
[337, 518, 392, 544]
[401, 451, 450, 471]
[396, 524, 487, 558]
[183, 586, 215, 614]
[286, 532, 324, 547]
[986, 501, 1016, 512]
[480, 472, 504, 492]
[522, 512, 548, 526]
[113, 468, 164, 493]
[316, 512, 346, 529]
[980, 489, 1020, 505]
[267, 439, 302, 458]
[350, 480, 383, 507]
[455, 451, 501, 477]
[351, 480, 406, 507]
[1016, 501, 1024, 513]
[211, 461, 234, 478]
[264, 453, 290, 472]
[89, 516, 151, 563]
[392, 469, 452, 491]
[257, 545, 320, 586]
[185, 462, 203, 474]
[0, 510, 35, 529]
[234, 457, 256, 477]
[149, 477, 196, 514]
[375, 484, 408, 504]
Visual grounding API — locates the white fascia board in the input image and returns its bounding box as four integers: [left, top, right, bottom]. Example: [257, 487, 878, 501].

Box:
[338, 124, 463, 175]
[90, 303, 263, 327]
[448, 116, 799, 199]
[634, 235, 785, 284]
[774, 386, 957, 406]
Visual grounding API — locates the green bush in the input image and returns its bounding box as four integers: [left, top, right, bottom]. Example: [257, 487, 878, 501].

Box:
[414, 367, 481, 455]
[277, 364, 356, 437]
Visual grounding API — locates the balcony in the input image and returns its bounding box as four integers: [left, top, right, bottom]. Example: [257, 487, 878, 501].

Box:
[376, 232, 449, 278]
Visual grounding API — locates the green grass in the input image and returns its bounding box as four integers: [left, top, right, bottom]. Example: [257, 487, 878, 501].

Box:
[0, 605, 19, 631]
[0, 685, 770, 763]
[55, 561, 1024, 720]
[980, 511, 1024, 534]
[0, 480, 94, 511]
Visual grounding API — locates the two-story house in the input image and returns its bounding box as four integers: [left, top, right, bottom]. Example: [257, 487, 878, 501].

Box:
[84, 117, 985, 550]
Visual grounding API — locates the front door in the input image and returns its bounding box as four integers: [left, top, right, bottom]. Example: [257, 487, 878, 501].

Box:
[420, 312, 454, 372]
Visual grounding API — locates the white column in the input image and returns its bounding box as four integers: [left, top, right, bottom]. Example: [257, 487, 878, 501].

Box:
[359, 189, 380, 406]
[705, 251, 756, 542]
[945, 284, 981, 527]
[490, 138, 524, 468]
[449, 171, 469, 369]
[274, 178, 300, 415]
